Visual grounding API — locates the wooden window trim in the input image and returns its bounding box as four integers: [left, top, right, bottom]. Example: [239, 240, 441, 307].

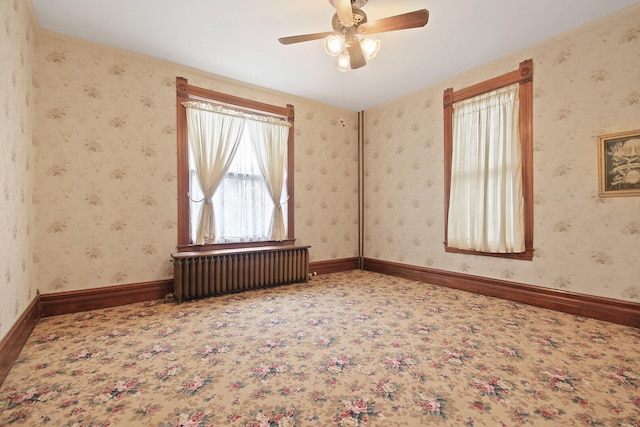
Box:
[443, 59, 534, 260]
[175, 77, 296, 252]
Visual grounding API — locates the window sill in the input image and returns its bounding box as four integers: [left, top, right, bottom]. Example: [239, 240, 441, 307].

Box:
[172, 241, 309, 259]
[444, 245, 534, 261]
[175, 238, 298, 254]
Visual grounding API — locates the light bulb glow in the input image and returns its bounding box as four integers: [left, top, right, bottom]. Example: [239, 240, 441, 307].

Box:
[361, 37, 380, 59]
[324, 35, 343, 56]
[336, 50, 351, 72]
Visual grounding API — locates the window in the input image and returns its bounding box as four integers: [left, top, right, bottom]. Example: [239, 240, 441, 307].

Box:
[443, 59, 534, 260]
[176, 77, 295, 251]
[188, 130, 285, 243]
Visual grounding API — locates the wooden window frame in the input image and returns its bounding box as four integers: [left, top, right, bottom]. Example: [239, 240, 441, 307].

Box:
[175, 77, 296, 252]
[443, 59, 534, 260]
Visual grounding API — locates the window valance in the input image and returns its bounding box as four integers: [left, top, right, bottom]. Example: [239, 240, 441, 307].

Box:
[182, 101, 291, 128]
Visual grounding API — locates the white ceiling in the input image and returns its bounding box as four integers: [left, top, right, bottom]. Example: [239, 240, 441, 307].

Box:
[31, 0, 640, 112]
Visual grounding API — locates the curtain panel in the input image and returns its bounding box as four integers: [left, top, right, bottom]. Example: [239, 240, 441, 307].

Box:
[184, 102, 245, 244]
[246, 119, 290, 241]
[184, 101, 291, 244]
[447, 84, 525, 253]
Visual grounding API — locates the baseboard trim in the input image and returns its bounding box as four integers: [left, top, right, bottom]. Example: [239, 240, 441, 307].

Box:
[37, 258, 361, 318]
[310, 257, 360, 275]
[0, 294, 41, 385]
[363, 258, 640, 328]
[40, 279, 174, 317]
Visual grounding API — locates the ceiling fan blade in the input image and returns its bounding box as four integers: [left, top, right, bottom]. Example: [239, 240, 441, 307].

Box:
[347, 35, 366, 69]
[358, 9, 429, 35]
[329, 0, 354, 26]
[278, 31, 337, 45]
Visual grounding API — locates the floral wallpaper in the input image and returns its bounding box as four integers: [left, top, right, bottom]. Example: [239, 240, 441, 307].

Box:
[364, 4, 640, 301]
[3, 2, 639, 346]
[33, 34, 359, 295]
[0, 1, 37, 340]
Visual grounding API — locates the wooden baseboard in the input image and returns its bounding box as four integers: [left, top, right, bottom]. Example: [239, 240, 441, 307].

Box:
[0, 294, 41, 386]
[363, 258, 640, 328]
[40, 279, 173, 317]
[310, 257, 360, 275]
[37, 258, 358, 318]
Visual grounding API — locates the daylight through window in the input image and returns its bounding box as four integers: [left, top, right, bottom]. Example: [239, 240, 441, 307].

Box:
[176, 78, 295, 251]
[443, 60, 534, 260]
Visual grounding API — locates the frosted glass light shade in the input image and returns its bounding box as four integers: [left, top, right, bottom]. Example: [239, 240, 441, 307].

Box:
[361, 37, 380, 59]
[336, 50, 351, 72]
[324, 35, 343, 56]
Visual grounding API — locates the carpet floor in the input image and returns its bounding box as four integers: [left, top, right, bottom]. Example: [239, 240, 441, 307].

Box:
[1, 270, 639, 426]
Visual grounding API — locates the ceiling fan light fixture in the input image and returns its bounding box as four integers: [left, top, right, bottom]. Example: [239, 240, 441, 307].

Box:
[336, 50, 351, 72]
[361, 37, 380, 60]
[324, 34, 343, 56]
[281, 2, 429, 72]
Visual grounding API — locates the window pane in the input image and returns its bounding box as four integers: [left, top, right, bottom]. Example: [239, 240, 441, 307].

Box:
[442, 60, 533, 260]
[448, 84, 524, 253]
[176, 78, 295, 249]
[188, 131, 288, 243]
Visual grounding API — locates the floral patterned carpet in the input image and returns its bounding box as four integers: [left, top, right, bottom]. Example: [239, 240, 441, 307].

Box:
[1, 270, 639, 426]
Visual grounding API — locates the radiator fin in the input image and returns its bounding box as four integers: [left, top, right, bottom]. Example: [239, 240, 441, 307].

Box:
[172, 246, 309, 303]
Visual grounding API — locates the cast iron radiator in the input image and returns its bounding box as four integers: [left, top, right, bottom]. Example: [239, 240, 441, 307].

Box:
[171, 244, 310, 303]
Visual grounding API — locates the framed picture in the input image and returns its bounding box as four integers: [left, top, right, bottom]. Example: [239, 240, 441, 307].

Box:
[598, 129, 640, 197]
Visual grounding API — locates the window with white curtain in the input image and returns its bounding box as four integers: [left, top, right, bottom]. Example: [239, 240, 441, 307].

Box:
[188, 128, 287, 244]
[443, 60, 534, 260]
[176, 77, 295, 250]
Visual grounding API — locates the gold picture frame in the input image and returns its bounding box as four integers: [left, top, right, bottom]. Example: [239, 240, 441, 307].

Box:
[598, 129, 640, 197]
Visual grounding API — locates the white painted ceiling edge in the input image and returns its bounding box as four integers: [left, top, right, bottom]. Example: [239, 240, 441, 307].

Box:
[32, 0, 640, 112]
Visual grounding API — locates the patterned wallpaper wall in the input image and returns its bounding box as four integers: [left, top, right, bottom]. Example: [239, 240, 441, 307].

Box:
[364, 5, 640, 301]
[4, 3, 639, 345]
[34, 34, 359, 295]
[0, 1, 37, 341]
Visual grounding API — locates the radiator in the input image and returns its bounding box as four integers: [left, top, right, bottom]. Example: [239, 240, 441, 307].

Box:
[171, 245, 309, 303]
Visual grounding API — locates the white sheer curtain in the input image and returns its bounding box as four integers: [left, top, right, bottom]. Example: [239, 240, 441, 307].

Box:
[184, 102, 245, 244]
[211, 137, 271, 242]
[447, 84, 524, 253]
[246, 117, 290, 241]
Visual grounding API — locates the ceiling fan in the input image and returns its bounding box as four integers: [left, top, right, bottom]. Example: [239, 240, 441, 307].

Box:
[278, 0, 429, 71]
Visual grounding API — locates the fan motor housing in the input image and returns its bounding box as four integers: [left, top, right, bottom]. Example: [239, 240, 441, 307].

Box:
[332, 7, 367, 31]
